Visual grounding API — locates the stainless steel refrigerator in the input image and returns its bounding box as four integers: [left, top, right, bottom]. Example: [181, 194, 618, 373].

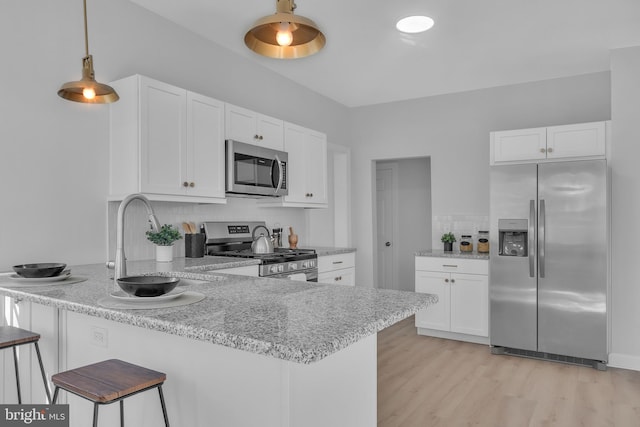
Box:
[489, 159, 608, 368]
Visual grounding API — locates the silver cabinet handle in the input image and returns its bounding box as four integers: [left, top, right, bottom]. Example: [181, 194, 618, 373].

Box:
[540, 148, 546, 153]
[332, 261, 343, 265]
[529, 200, 535, 278]
[442, 264, 458, 268]
[273, 154, 284, 194]
[539, 199, 546, 278]
[444, 278, 449, 283]
[451, 279, 455, 284]
[547, 147, 553, 153]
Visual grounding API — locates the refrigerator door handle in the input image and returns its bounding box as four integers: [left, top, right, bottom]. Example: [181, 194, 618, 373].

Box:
[539, 199, 546, 278]
[529, 199, 535, 278]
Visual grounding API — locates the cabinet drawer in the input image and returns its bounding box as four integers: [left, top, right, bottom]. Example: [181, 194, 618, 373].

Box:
[318, 268, 354, 286]
[415, 256, 488, 275]
[318, 252, 355, 273]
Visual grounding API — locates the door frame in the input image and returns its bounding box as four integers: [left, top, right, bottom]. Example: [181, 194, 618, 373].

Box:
[374, 161, 399, 290]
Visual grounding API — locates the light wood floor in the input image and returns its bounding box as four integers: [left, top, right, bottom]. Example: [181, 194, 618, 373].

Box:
[377, 316, 640, 427]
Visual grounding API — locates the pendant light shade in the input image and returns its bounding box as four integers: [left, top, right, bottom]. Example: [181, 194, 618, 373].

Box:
[58, 0, 119, 103]
[245, 0, 325, 59]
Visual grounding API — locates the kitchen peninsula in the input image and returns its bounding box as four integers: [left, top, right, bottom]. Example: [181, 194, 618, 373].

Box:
[0, 259, 435, 426]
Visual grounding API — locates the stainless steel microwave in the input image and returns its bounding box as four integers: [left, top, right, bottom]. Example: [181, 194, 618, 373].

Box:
[225, 139, 288, 197]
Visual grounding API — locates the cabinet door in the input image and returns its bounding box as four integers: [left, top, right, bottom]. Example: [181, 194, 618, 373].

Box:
[449, 273, 488, 337]
[415, 271, 450, 331]
[140, 77, 186, 195]
[283, 123, 308, 202]
[491, 127, 547, 164]
[225, 104, 258, 145]
[186, 92, 225, 198]
[546, 122, 605, 159]
[257, 114, 284, 151]
[306, 130, 328, 204]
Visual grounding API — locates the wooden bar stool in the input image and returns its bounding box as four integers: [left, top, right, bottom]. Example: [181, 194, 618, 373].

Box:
[0, 326, 51, 403]
[51, 359, 170, 427]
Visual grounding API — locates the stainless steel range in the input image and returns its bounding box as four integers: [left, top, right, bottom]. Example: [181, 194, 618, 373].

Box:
[202, 221, 317, 281]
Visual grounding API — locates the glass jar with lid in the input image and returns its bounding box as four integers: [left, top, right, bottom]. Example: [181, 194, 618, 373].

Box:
[477, 231, 489, 253]
[460, 235, 473, 252]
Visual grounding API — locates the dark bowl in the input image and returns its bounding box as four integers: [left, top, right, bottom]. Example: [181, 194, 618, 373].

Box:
[13, 263, 67, 278]
[116, 276, 180, 297]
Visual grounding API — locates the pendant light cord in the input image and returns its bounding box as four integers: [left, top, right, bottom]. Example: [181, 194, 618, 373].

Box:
[83, 0, 90, 57]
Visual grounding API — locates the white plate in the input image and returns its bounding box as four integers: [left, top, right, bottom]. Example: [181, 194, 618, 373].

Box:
[110, 287, 186, 302]
[7, 270, 71, 283]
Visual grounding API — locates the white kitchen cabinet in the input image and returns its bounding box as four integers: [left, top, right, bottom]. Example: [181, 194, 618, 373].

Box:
[318, 252, 355, 286]
[109, 75, 226, 203]
[414, 256, 488, 344]
[225, 103, 284, 151]
[490, 121, 607, 165]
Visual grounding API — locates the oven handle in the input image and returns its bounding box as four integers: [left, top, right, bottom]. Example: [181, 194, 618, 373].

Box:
[273, 154, 284, 194]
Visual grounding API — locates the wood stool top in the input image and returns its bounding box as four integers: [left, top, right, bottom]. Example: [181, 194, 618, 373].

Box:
[0, 326, 40, 349]
[51, 359, 167, 403]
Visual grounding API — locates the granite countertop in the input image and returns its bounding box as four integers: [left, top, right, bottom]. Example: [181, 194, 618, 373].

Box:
[415, 249, 490, 260]
[0, 259, 434, 365]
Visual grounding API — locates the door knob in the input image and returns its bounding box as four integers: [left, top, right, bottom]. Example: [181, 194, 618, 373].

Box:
[385, 242, 391, 247]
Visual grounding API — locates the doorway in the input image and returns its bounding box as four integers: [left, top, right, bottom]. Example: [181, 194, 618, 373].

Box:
[374, 157, 431, 291]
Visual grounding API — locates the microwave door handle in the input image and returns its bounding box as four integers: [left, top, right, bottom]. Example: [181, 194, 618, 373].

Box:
[274, 154, 284, 194]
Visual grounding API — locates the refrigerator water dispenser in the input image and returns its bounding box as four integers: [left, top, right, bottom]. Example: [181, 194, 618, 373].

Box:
[498, 219, 528, 257]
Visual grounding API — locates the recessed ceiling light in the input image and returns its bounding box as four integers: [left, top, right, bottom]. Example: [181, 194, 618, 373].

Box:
[396, 16, 435, 34]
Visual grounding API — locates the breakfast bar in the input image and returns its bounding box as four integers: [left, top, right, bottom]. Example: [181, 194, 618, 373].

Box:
[0, 260, 436, 426]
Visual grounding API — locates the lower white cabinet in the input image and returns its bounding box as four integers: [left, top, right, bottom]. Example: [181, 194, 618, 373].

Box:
[318, 252, 355, 286]
[414, 256, 488, 344]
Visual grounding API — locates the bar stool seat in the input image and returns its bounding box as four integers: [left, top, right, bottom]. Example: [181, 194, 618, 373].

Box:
[0, 326, 51, 403]
[52, 359, 170, 427]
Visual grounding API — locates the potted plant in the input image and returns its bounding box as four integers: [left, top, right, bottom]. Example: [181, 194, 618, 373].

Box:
[441, 232, 456, 252]
[146, 224, 182, 262]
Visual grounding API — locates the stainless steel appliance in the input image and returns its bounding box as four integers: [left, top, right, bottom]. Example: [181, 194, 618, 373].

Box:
[202, 221, 317, 281]
[226, 140, 288, 197]
[489, 159, 608, 369]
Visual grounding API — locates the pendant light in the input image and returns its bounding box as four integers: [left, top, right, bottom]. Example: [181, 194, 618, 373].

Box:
[245, 0, 326, 59]
[58, 0, 119, 103]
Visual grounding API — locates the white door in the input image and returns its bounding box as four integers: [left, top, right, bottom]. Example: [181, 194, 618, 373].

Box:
[415, 271, 450, 331]
[449, 273, 488, 337]
[376, 163, 397, 289]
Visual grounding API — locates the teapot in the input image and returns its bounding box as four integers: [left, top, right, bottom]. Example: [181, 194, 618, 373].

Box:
[251, 225, 274, 254]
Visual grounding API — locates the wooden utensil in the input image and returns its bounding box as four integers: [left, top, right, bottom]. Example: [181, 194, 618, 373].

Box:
[288, 226, 298, 249]
[182, 222, 191, 234]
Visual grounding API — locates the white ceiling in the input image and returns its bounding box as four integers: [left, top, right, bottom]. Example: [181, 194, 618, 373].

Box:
[130, 0, 640, 108]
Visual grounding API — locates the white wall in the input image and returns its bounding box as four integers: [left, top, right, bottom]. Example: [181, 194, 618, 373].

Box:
[609, 47, 640, 370]
[349, 72, 611, 289]
[0, 0, 349, 270]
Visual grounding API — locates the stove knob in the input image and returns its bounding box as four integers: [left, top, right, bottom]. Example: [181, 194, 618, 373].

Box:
[290, 263, 297, 271]
[279, 265, 284, 272]
[270, 265, 279, 273]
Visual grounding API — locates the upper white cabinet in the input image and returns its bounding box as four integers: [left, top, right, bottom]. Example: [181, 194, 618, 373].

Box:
[490, 121, 607, 165]
[283, 123, 328, 206]
[225, 104, 284, 151]
[109, 75, 226, 203]
[259, 122, 328, 208]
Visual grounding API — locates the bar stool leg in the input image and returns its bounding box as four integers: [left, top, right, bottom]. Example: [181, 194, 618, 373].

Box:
[33, 342, 51, 403]
[120, 400, 124, 427]
[158, 385, 170, 427]
[52, 386, 60, 403]
[93, 403, 99, 427]
[12, 346, 22, 404]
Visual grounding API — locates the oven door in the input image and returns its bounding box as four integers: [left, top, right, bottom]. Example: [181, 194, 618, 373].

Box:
[226, 140, 288, 197]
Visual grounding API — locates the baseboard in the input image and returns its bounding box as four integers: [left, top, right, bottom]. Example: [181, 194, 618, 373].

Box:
[608, 352, 640, 371]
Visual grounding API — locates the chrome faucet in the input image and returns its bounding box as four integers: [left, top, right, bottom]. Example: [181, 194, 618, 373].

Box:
[107, 194, 160, 283]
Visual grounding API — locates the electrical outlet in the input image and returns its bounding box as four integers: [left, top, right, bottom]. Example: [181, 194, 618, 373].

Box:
[91, 326, 108, 348]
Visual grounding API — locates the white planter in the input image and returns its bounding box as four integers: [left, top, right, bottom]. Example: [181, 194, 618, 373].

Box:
[155, 245, 174, 262]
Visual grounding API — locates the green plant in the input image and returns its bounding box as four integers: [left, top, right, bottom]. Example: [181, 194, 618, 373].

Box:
[440, 232, 456, 244]
[146, 224, 182, 246]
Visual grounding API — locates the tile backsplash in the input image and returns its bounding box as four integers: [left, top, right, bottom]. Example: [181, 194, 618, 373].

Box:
[432, 214, 490, 251]
[106, 197, 307, 262]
